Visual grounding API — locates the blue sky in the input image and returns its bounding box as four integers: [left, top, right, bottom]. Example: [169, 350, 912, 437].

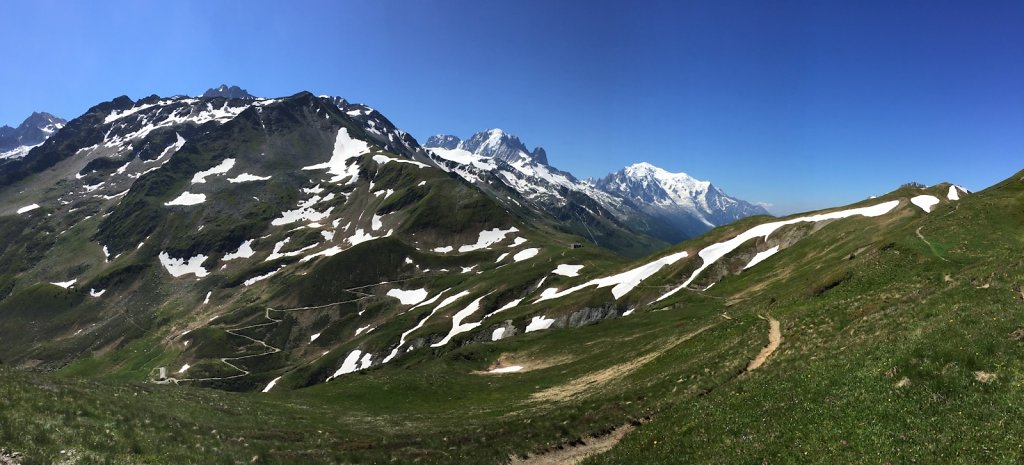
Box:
[1, 0, 1021, 214]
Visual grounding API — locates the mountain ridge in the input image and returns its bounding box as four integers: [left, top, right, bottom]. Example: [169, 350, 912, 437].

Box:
[425, 129, 769, 244]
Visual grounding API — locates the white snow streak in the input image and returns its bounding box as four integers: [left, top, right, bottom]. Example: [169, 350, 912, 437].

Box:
[228, 173, 272, 183]
[657, 200, 901, 302]
[262, 376, 282, 393]
[744, 246, 780, 270]
[431, 295, 488, 347]
[537, 251, 690, 302]
[16, 204, 40, 214]
[165, 192, 206, 206]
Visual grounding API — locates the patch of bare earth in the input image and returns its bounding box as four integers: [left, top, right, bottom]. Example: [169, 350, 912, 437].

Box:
[531, 325, 714, 402]
[475, 353, 574, 375]
[974, 371, 997, 383]
[507, 423, 637, 465]
[745, 317, 781, 372]
[0, 448, 24, 465]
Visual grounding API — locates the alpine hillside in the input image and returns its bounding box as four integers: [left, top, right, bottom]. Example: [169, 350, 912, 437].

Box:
[0, 86, 1020, 465]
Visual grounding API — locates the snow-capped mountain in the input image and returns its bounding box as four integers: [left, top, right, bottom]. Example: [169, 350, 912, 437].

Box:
[0, 112, 66, 160]
[425, 129, 663, 257]
[425, 129, 768, 246]
[595, 162, 770, 239]
[427, 129, 548, 165]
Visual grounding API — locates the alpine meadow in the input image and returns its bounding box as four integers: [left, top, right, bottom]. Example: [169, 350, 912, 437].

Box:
[1, 1, 1022, 464]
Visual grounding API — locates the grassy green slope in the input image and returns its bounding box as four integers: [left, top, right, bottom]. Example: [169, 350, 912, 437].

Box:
[1, 173, 1019, 464]
[588, 177, 1024, 463]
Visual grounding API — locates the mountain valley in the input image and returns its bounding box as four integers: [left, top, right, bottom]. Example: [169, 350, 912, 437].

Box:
[0, 88, 1020, 465]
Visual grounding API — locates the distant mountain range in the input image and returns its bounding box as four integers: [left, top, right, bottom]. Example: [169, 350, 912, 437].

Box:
[425, 129, 769, 246]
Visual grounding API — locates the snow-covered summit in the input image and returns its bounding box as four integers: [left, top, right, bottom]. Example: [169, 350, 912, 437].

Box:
[596, 162, 770, 234]
[427, 129, 548, 165]
[0, 111, 66, 160]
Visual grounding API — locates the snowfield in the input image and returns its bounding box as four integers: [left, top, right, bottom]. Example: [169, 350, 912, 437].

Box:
[911, 195, 940, 213]
[302, 127, 369, 184]
[387, 288, 429, 305]
[525, 315, 556, 333]
[552, 264, 584, 277]
[512, 248, 540, 262]
[158, 252, 210, 278]
[191, 158, 235, 183]
[222, 239, 255, 261]
[459, 227, 519, 252]
[165, 192, 206, 206]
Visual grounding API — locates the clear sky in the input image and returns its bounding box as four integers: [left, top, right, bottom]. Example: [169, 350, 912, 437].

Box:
[1, 0, 1021, 214]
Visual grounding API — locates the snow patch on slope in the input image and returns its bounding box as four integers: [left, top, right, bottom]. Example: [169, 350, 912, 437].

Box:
[744, 246, 780, 270]
[911, 195, 940, 213]
[537, 250, 690, 302]
[302, 127, 369, 184]
[158, 252, 209, 278]
[165, 192, 206, 206]
[387, 288, 429, 306]
[657, 200, 901, 302]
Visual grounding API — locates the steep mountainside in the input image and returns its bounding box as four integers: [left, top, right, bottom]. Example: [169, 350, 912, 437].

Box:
[0, 111, 66, 160]
[0, 89, 634, 393]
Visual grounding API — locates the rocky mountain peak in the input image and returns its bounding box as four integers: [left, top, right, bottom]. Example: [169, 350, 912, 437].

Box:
[425, 134, 461, 150]
[425, 129, 548, 166]
[202, 84, 256, 100]
[0, 111, 66, 153]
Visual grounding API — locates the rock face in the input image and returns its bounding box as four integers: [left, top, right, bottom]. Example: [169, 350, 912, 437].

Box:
[432, 129, 548, 165]
[424, 134, 461, 150]
[0, 112, 66, 155]
[201, 84, 256, 100]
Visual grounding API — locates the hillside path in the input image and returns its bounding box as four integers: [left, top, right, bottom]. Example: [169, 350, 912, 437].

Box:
[915, 226, 949, 262]
[746, 317, 781, 372]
